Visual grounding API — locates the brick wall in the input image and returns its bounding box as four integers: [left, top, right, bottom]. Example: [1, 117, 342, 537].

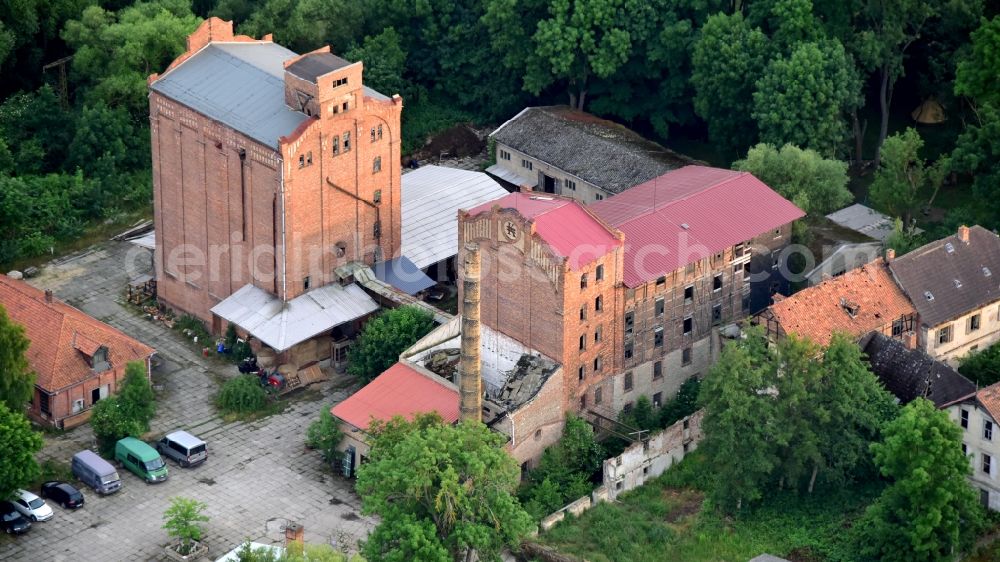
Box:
[457, 205, 625, 415]
[150, 23, 403, 321]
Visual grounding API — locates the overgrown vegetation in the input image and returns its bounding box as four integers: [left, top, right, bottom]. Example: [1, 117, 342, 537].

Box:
[959, 342, 1000, 387]
[0, 302, 36, 411]
[90, 360, 157, 455]
[357, 413, 532, 562]
[347, 306, 435, 383]
[618, 377, 702, 433]
[215, 374, 269, 416]
[539, 451, 883, 562]
[305, 408, 344, 464]
[234, 541, 365, 561]
[0, 402, 44, 501]
[519, 414, 603, 521]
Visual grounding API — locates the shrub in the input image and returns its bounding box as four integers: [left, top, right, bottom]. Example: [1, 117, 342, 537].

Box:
[90, 396, 144, 456]
[216, 375, 268, 415]
[959, 342, 1000, 387]
[306, 408, 344, 464]
[118, 361, 156, 431]
[519, 414, 603, 520]
[162, 497, 210, 556]
[174, 314, 211, 344]
[659, 377, 701, 428]
[347, 306, 436, 383]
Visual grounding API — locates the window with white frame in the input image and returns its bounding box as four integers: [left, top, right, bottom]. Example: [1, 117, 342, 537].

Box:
[962, 409, 970, 429]
[985, 419, 993, 441]
[984, 453, 992, 475]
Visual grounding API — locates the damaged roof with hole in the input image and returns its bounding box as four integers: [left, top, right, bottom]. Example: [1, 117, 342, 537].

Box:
[889, 226, 1000, 327]
[490, 106, 697, 194]
[762, 260, 915, 347]
[863, 332, 975, 408]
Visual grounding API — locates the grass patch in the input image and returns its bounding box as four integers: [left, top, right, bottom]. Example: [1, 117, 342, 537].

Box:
[30, 458, 74, 490]
[539, 452, 880, 562]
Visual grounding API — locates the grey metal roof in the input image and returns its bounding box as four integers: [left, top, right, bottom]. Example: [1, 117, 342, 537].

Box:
[151, 43, 391, 148]
[373, 256, 436, 295]
[151, 43, 308, 148]
[863, 332, 975, 408]
[490, 106, 696, 194]
[890, 226, 1000, 327]
[286, 52, 351, 82]
[401, 165, 510, 269]
[826, 203, 893, 241]
[210, 282, 378, 352]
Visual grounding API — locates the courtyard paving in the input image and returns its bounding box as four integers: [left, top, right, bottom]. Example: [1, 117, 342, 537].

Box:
[0, 241, 375, 561]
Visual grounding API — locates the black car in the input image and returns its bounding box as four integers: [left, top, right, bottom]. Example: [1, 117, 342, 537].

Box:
[0, 501, 31, 534]
[40, 481, 85, 509]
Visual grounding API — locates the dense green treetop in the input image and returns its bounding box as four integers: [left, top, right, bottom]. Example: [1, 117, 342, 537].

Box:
[0, 403, 43, 501]
[733, 143, 852, 215]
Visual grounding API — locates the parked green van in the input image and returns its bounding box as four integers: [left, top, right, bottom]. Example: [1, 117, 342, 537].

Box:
[114, 437, 168, 483]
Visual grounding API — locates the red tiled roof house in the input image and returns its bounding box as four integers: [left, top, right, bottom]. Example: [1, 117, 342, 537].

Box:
[0, 275, 156, 429]
[756, 257, 917, 348]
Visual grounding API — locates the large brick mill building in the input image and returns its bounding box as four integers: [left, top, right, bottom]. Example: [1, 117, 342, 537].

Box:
[458, 166, 804, 418]
[148, 18, 402, 345]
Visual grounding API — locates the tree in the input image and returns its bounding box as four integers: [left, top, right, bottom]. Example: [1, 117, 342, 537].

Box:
[955, 16, 1000, 108]
[752, 39, 862, 156]
[357, 415, 532, 562]
[306, 408, 344, 464]
[852, 0, 950, 166]
[950, 104, 1000, 229]
[698, 324, 777, 512]
[959, 342, 1000, 387]
[347, 306, 435, 383]
[162, 497, 210, 556]
[0, 85, 75, 174]
[882, 218, 924, 257]
[854, 399, 983, 561]
[485, 0, 638, 110]
[868, 128, 928, 225]
[691, 12, 769, 154]
[747, 0, 822, 52]
[62, 0, 201, 117]
[770, 335, 826, 493]
[237, 0, 364, 55]
[658, 376, 700, 428]
[343, 28, 407, 99]
[733, 143, 853, 215]
[118, 361, 156, 431]
[0, 403, 44, 501]
[618, 394, 656, 432]
[0, 303, 36, 411]
[817, 333, 897, 486]
[90, 396, 145, 456]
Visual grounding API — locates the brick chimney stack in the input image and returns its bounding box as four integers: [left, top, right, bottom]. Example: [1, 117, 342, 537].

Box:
[44, 289, 53, 303]
[885, 248, 895, 263]
[459, 244, 482, 423]
[958, 225, 970, 244]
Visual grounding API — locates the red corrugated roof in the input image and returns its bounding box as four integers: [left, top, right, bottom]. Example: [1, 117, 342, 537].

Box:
[331, 362, 459, 431]
[0, 275, 156, 391]
[466, 192, 621, 269]
[590, 166, 805, 287]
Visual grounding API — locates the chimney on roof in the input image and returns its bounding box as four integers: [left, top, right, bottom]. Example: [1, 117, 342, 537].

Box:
[904, 330, 917, 349]
[885, 248, 895, 263]
[44, 289, 53, 303]
[459, 244, 482, 423]
[958, 225, 970, 244]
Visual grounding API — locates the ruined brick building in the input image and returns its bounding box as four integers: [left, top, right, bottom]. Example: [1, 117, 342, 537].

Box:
[458, 166, 804, 418]
[148, 18, 402, 334]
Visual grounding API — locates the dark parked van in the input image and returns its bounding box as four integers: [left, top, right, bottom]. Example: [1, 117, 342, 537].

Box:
[71, 450, 121, 495]
[157, 430, 207, 468]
